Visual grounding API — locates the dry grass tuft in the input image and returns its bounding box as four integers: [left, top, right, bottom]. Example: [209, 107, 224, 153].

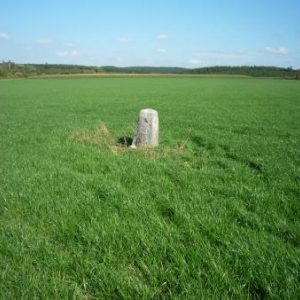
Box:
[71, 123, 190, 160]
[177, 135, 189, 153]
[71, 123, 125, 154]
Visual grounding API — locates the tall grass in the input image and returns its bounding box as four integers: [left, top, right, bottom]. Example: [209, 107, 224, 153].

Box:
[0, 78, 299, 299]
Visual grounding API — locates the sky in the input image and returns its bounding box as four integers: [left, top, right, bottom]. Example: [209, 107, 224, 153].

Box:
[1, 0, 300, 68]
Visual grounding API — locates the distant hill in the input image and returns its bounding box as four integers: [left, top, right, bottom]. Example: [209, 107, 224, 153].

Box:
[0, 61, 299, 79]
[182, 66, 298, 78]
[101, 66, 187, 74]
[86, 65, 299, 78]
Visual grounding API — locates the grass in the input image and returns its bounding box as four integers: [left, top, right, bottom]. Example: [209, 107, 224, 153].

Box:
[0, 77, 299, 299]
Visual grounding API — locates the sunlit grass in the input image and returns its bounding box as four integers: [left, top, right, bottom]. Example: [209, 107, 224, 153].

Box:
[0, 78, 299, 299]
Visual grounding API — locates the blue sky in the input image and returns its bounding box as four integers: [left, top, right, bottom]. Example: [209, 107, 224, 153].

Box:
[1, 0, 299, 68]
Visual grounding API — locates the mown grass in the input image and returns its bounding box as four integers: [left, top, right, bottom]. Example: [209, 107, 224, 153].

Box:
[0, 77, 299, 299]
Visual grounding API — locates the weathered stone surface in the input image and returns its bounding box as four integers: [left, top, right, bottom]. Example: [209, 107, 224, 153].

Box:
[131, 109, 159, 148]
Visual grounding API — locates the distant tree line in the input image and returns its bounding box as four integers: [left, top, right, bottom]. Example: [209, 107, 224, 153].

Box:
[101, 66, 187, 74]
[182, 66, 298, 78]
[84, 65, 300, 78]
[0, 60, 299, 79]
[0, 61, 101, 78]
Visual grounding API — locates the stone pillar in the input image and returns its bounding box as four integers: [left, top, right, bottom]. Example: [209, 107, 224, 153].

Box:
[131, 109, 159, 149]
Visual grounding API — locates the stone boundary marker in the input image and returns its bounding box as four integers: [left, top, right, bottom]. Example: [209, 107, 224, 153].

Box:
[131, 109, 159, 149]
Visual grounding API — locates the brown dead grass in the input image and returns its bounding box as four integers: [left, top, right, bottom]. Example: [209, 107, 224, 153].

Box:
[71, 123, 125, 154]
[71, 123, 189, 160]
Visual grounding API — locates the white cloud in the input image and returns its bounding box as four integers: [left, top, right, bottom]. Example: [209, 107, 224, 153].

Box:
[36, 39, 52, 44]
[157, 33, 169, 40]
[189, 59, 202, 65]
[157, 48, 167, 53]
[55, 50, 79, 57]
[0, 32, 9, 40]
[264, 47, 289, 55]
[118, 37, 132, 43]
[62, 42, 75, 47]
[187, 50, 255, 67]
[25, 46, 34, 51]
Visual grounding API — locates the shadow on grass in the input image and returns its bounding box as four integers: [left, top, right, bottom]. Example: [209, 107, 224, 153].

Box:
[191, 135, 216, 150]
[117, 136, 133, 147]
[190, 134, 266, 177]
[244, 281, 268, 300]
[226, 153, 264, 175]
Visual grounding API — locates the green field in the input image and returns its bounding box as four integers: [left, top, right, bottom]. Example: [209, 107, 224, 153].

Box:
[0, 78, 299, 299]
